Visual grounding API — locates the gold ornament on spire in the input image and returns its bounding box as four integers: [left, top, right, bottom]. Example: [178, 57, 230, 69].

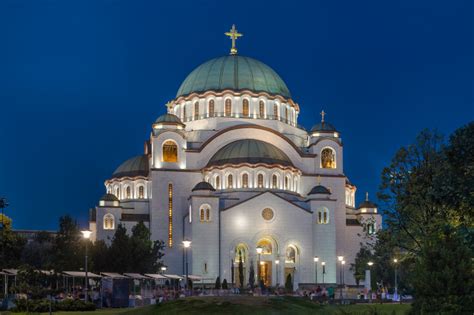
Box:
[166, 101, 173, 113]
[320, 110, 326, 123]
[225, 24, 243, 55]
[366, 192, 369, 201]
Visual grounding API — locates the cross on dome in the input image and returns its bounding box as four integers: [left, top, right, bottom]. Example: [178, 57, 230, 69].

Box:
[225, 24, 243, 55]
[320, 110, 326, 123]
[166, 101, 173, 113]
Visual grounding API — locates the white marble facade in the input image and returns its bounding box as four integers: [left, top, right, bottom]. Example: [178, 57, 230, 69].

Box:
[89, 53, 381, 288]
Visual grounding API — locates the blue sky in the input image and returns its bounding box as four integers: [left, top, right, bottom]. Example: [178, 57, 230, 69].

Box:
[0, 0, 472, 230]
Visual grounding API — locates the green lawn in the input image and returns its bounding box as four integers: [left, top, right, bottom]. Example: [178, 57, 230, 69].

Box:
[5, 296, 411, 315]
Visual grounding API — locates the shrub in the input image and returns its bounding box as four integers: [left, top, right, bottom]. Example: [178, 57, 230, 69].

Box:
[12, 298, 96, 313]
[222, 278, 228, 289]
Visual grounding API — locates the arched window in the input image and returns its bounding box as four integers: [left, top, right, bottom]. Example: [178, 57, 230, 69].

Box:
[138, 186, 144, 199]
[200, 206, 211, 222]
[103, 214, 115, 230]
[227, 174, 233, 189]
[257, 239, 272, 255]
[367, 223, 376, 235]
[257, 174, 264, 188]
[115, 187, 120, 199]
[273, 104, 279, 119]
[215, 176, 220, 189]
[194, 102, 199, 120]
[126, 186, 131, 199]
[162, 141, 178, 163]
[321, 148, 336, 169]
[284, 176, 289, 190]
[317, 207, 329, 224]
[285, 107, 288, 123]
[225, 99, 232, 117]
[206, 208, 210, 221]
[242, 173, 249, 188]
[183, 105, 187, 121]
[234, 244, 247, 263]
[168, 183, 173, 247]
[243, 99, 249, 117]
[259, 100, 265, 118]
[286, 246, 296, 263]
[272, 174, 278, 189]
[208, 100, 215, 117]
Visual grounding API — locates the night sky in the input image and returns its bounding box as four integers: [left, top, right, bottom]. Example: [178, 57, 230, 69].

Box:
[0, 0, 472, 231]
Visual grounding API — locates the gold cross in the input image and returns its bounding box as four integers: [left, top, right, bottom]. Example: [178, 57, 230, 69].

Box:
[320, 110, 326, 123]
[225, 24, 243, 55]
[166, 101, 173, 113]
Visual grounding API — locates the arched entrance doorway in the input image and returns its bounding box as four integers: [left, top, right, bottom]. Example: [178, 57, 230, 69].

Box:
[256, 239, 273, 286]
[233, 244, 248, 288]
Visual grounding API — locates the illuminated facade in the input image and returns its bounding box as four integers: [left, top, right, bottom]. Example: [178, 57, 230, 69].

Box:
[88, 27, 381, 288]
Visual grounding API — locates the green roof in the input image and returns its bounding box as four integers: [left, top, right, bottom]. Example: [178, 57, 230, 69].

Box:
[176, 55, 291, 99]
[207, 139, 293, 168]
[112, 155, 149, 179]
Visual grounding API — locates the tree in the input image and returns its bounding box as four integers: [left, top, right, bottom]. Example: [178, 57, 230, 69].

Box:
[107, 224, 131, 273]
[350, 246, 373, 286]
[248, 260, 255, 289]
[21, 231, 53, 269]
[89, 240, 109, 273]
[0, 215, 26, 269]
[222, 278, 228, 289]
[52, 216, 82, 272]
[285, 273, 293, 292]
[238, 252, 244, 288]
[214, 276, 221, 289]
[129, 221, 164, 273]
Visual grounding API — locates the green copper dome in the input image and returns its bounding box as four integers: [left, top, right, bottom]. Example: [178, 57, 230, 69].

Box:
[112, 155, 149, 179]
[176, 56, 291, 99]
[207, 139, 293, 168]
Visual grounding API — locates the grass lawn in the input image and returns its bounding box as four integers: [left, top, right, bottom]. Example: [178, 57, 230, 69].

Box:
[4, 296, 411, 315]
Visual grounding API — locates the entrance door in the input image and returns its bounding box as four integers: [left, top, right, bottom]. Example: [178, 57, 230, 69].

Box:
[259, 262, 272, 286]
[284, 267, 295, 287]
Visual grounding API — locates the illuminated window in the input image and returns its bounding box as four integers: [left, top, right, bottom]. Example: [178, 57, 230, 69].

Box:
[200, 206, 211, 222]
[194, 102, 199, 120]
[285, 107, 288, 122]
[243, 99, 249, 117]
[259, 100, 265, 118]
[284, 176, 289, 190]
[138, 186, 144, 199]
[272, 174, 278, 189]
[257, 239, 272, 255]
[257, 174, 264, 188]
[216, 176, 221, 189]
[183, 105, 187, 121]
[317, 207, 329, 224]
[321, 148, 336, 169]
[227, 174, 233, 189]
[200, 208, 205, 221]
[234, 244, 247, 263]
[206, 208, 210, 221]
[367, 223, 376, 235]
[162, 141, 178, 163]
[126, 186, 131, 199]
[273, 104, 279, 119]
[225, 99, 232, 117]
[168, 183, 173, 247]
[242, 173, 249, 188]
[103, 213, 115, 230]
[115, 187, 120, 199]
[209, 100, 215, 117]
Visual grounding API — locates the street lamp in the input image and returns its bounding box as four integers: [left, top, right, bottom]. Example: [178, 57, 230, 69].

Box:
[321, 261, 326, 284]
[367, 261, 374, 303]
[256, 247, 263, 282]
[337, 256, 344, 299]
[275, 260, 280, 286]
[161, 266, 167, 274]
[81, 230, 92, 302]
[313, 257, 319, 284]
[393, 258, 398, 299]
[182, 240, 191, 290]
[341, 260, 346, 301]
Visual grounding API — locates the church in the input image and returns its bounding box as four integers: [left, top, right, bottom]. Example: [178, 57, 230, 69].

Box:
[88, 25, 381, 288]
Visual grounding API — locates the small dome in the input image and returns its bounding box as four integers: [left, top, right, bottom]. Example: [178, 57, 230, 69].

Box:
[310, 121, 337, 133]
[100, 193, 119, 202]
[112, 155, 149, 179]
[207, 139, 293, 168]
[192, 181, 216, 192]
[308, 185, 331, 195]
[176, 55, 291, 99]
[154, 113, 184, 125]
[358, 200, 377, 209]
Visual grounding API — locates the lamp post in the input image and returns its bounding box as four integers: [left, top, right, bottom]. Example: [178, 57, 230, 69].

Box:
[81, 230, 92, 302]
[393, 258, 398, 300]
[160, 266, 167, 274]
[313, 257, 319, 284]
[341, 260, 346, 301]
[182, 240, 191, 290]
[256, 247, 263, 282]
[275, 260, 280, 286]
[367, 261, 374, 303]
[337, 256, 344, 299]
[321, 262, 326, 284]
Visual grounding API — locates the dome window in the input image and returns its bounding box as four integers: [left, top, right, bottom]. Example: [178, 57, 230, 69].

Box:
[215, 176, 221, 189]
[225, 99, 232, 117]
[257, 174, 264, 188]
[227, 174, 233, 189]
[162, 141, 178, 163]
[199, 206, 211, 222]
[138, 186, 145, 199]
[242, 173, 249, 188]
[183, 105, 187, 121]
[115, 187, 120, 199]
[194, 102, 200, 120]
[243, 99, 249, 117]
[103, 213, 115, 230]
[208, 100, 215, 118]
[317, 207, 329, 224]
[284, 176, 289, 190]
[259, 101, 265, 118]
[321, 148, 336, 169]
[126, 186, 131, 199]
[273, 104, 279, 120]
[272, 174, 278, 189]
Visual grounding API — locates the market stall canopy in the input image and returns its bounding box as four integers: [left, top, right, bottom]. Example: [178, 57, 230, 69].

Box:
[164, 274, 184, 280]
[101, 272, 126, 278]
[63, 271, 101, 278]
[124, 273, 151, 279]
[144, 274, 167, 279]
